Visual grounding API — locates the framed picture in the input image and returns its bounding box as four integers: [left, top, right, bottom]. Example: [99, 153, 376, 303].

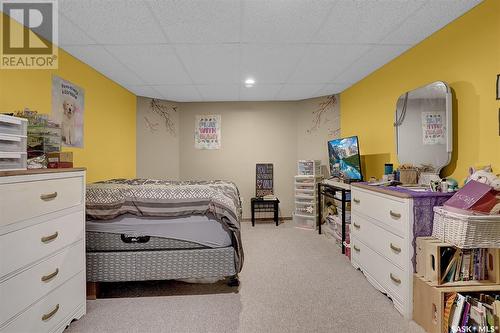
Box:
[497, 74, 500, 100]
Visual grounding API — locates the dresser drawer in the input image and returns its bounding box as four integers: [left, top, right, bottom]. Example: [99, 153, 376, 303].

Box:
[351, 188, 408, 235]
[351, 238, 408, 303]
[0, 270, 85, 333]
[0, 176, 83, 227]
[0, 241, 84, 325]
[351, 212, 406, 269]
[0, 210, 84, 278]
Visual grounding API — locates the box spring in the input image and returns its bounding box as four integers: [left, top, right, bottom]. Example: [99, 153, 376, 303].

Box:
[86, 231, 206, 252]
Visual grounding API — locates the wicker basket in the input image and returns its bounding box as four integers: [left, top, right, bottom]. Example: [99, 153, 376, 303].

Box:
[432, 206, 500, 248]
[399, 168, 418, 185]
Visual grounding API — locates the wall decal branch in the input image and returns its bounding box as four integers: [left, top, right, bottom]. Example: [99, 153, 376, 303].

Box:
[307, 95, 337, 135]
[150, 99, 177, 135]
[144, 116, 159, 133]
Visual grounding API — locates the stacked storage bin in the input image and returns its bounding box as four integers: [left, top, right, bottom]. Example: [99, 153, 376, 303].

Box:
[293, 160, 322, 230]
[0, 115, 28, 171]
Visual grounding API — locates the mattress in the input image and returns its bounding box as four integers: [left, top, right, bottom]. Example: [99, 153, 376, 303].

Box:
[86, 214, 232, 248]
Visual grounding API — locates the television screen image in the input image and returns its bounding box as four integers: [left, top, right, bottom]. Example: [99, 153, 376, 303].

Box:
[328, 136, 363, 181]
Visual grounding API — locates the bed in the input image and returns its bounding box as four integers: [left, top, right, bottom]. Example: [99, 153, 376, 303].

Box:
[85, 179, 244, 292]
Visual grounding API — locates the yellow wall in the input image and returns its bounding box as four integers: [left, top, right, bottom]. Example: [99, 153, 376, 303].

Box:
[0, 15, 136, 182]
[341, 0, 500, 182]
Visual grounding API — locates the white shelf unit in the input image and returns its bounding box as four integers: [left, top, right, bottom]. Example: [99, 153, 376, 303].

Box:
[293, 175, 322, 230]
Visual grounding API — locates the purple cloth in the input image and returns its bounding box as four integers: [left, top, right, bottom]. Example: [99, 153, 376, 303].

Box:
[361, 184, 453, 272]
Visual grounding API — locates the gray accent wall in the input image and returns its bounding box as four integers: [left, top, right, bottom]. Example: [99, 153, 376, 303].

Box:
[137, 96, 340, 218]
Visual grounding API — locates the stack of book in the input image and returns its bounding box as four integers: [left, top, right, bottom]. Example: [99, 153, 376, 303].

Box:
[443, 292, 500, 333]
[440, 248, 490, 284]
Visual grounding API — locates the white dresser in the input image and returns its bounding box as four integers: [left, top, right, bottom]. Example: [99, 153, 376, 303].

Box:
[350, 183, 414, 318]
[0, 169, 86, 333]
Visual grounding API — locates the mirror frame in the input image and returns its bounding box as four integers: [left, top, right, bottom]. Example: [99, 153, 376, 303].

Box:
[394, 81, 453, 173]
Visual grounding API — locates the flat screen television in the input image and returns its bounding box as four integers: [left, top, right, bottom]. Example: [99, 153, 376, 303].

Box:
[328, 136, 363, 181]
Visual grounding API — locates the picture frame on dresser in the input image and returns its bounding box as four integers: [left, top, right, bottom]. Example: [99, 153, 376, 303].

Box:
[0, 168, 86, 333]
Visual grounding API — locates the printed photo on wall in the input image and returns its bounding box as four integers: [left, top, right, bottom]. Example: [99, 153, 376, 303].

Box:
[51, 76, 85, 147]
[194, 115, 221, 149]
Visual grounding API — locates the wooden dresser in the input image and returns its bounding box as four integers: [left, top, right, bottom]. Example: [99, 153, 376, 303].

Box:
[351, 183, 416, 318]
[0, 168, 86, 333]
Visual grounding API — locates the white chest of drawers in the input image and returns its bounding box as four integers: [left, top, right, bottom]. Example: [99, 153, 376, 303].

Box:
[0, 169, 86, 333]
[350, 184, 414, 318]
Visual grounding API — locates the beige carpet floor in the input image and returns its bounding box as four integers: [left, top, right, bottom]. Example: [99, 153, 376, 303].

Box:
[66, 221, 426, 333]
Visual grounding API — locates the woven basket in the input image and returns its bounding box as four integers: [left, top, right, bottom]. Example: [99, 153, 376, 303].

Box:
[399, 169, 418, 185]
[432, 206, 500, 248]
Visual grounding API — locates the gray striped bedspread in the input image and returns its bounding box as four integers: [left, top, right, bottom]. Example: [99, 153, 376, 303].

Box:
[85, 179, 244, 272]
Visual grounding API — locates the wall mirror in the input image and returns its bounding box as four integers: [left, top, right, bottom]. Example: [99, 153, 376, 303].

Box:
[394, 81, 452, 173]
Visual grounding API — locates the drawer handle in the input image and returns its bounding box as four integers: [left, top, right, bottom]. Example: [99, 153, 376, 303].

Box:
[41, 268, 59, 282]
[353, 198, 360, 204]
[40, 192, 58, 201]
[390, 273, 401, 285]
[390, 243, 401, 253]
[41, 231, 58, 243]
[41, 304, 59, 321]
[389, 210, 401, 219]
[353, 222, 361, 229]
[353, 245, 360, 252]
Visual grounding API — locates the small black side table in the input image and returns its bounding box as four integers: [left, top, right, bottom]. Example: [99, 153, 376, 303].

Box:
[251, 197, 280, 226]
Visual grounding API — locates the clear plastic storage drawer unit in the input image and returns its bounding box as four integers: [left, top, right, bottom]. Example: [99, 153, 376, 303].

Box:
[0, 152, 27, 171]
[0, 134, 27, 152]
[0, 115, 28, 137]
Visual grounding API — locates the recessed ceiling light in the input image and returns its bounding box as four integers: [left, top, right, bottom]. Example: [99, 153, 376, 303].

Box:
[244, 78, 255, 87]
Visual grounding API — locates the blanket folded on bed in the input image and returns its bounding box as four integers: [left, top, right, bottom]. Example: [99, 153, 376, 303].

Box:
[85, 179, 244, 272]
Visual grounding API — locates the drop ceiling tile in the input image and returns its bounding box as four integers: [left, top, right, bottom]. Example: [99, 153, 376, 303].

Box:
[59, 0, 167, 44]
[334, 44, 411, 84]
[288, 44, 371, 84]
[62, 45, 145, 86]
[153, 85, 203, 102]
[315, 83, 350, 96]
[382, 0, 482, 44]
[196, 84, 240, 101]
[175, 44, 240, 84]
[275, 84, 324, 101]
[313, 0, 425, 44]
[106, 45, 192, 85]
[149, 0, 240, 43]
[241, 0, 335, 43]
[239, 84, 283, 101]
[58, 14, 96, 46]
[240, 44, 307, 84]
[125, 85, 162, 99]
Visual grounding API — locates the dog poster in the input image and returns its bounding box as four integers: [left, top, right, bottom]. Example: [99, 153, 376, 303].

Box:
[51, 76, 84, 147]
[194, 115, 221, 149]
